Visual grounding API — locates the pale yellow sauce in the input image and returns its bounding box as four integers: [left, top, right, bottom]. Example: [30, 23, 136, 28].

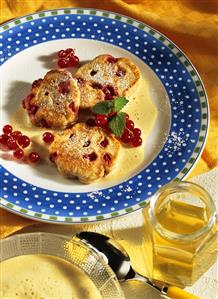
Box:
[11, 78, 157, 183]
[102, 78, 157, 183]
[0, 254, 102, 299]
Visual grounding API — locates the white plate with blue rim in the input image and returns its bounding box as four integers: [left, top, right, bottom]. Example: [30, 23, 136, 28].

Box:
[0, 8, 209, 223]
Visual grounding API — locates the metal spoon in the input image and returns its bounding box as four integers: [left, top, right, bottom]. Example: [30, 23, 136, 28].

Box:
[74, 232, 201, 299]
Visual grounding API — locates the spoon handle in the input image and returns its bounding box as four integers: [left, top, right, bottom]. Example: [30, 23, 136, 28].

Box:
[167, 286, 201, 299]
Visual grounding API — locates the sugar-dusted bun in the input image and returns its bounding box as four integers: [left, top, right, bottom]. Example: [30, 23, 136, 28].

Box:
[49, 123, 121, 183]
[23, 69, 80, 129]
[75, 54, 141, 109]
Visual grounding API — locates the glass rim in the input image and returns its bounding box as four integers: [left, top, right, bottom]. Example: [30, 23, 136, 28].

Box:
[149, 181, 217, 241]
[0, 232, 125, 299]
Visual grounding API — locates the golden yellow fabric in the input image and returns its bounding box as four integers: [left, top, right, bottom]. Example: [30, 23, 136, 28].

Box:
[0, 208, 34, 238]
[1, 0, 218, 238]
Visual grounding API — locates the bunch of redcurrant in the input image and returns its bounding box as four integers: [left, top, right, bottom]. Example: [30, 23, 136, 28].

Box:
[0, 125, 56, 163]
[120, 114, 142, 147]
[57, 48, 79, 68]
[88, 113, 142, 147]
[0, 124, 39, 162]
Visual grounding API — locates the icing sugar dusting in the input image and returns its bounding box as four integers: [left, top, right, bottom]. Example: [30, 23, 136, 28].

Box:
[122, 186, 133, 193]
[164, 131, 188, 157]
[87, 184, 134, 202]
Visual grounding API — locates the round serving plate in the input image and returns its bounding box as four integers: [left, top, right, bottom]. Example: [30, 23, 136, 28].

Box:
[0, 8, 209, 223]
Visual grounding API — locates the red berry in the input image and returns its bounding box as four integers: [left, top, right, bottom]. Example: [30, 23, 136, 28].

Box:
[68, 52, 75, 59]
[103, 85, 118, 100]
[69, 55, 79, 67]
[103, 153, 112, 163]
[116, 69, 125, 77]
[11, 131, 22, 140]
[18, 135, 30, 148]
[32, 79, 42, 88]
[65, 57, 71, 66]
[66, 48, 74, 54]
[0, 135, 4, 145]
[125, 113, 129, 121]
[58, 50, 67, 58]
[28, 152, 40, 163]
[73, 55, 79, 63]
[0, 133, 9, 145]
[22, 99, 26, 109]
[13, 148, 24, 159]
[121, 129, 132, 143]
[24, 93, 34, 110]
[126, 120, 134, 131]
[25, 93, 34, 105]
[3, 124, 12, 134]
[92, 82, 102, 89]
[69, 57, 76, 66]
[42, 132, 54, 144]
[58, 81, 70, 94]
[133, 128, 141, 137]
[107, 56, 118, 63]
[90, 70, 97, 76]
[69, 101, 76, 112]
[83, 140, 91, 147]
[7, 137, 18, 150]
[49, 152, 57, 162]
[83, 152, 97, 161]
[89, 152, 98, 161]
[100, 138, 109, 148]
[95, 114, 108, 127]
[108, 111, 117, 119]
[104, 126, 112, 134]
[77, 77, 85, 84]
[58, 58, 68, 68]
[28, 105, 38, 115]
[86, 119, 96, 127]
[58, 49, 78, 68]
[131, 136, 142, 147]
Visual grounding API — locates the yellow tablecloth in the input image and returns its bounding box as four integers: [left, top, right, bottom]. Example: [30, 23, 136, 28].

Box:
[1, 0, 218, 239]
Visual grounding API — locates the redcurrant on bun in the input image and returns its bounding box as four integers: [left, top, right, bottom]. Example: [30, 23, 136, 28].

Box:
[48, 122, 121, 183]
[23, 70, 80, 129]
[75, 54, 141, 109]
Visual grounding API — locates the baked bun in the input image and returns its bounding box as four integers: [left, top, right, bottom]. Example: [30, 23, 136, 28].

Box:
[49, 123, 121, 183]
[75, 54, 141, 109]
[23, 70, 80, 129]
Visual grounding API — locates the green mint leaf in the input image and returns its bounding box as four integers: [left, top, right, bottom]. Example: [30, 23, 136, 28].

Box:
[92, 97, 129, 115]
[92, 101, 113, 115]
[113, 97, 129, 112]
[109, 112, 126, 137]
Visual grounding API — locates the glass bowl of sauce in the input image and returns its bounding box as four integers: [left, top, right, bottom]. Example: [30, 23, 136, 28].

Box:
[0, 232, 125, 299]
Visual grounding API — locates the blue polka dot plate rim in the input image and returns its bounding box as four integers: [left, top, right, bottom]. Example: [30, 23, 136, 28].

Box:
[0, 8, 209, 224]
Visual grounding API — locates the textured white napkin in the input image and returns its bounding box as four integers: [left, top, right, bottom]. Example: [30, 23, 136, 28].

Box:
[20, 167, 218, 299]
